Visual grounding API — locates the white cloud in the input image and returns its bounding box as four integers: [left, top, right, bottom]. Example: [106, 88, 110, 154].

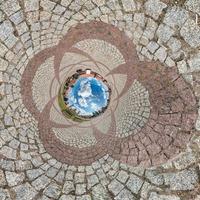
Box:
[91, 103, 100, 111]
[78, 97, 88, 108]
[69, 95, 77, 104]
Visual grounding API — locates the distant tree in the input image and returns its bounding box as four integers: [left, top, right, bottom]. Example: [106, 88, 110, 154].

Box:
[73, 73, 79, 79]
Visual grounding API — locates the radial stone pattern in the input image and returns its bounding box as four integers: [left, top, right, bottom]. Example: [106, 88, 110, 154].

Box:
[1, 0, 200, 200]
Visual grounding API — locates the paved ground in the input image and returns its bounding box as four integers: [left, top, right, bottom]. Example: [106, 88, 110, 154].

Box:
[1, 0, 200, 199]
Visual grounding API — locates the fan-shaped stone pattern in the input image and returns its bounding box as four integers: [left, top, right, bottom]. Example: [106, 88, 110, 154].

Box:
[20, 20, 199, 169]
[49, 100, 70, 125]
[2, 0, 200, 199]
[95, 115, 112, 134]
[32, 56, 55, 111]
[113, 66, 198, 167]
[53, 127, 97, 148]
[73, 39, 125, 70]
[114, 80, 150, 138]
[112, 74, 127, 98]
[50, 78, 60, 99]
[59, 52, 89, 71]
[109, 74, 127, 101]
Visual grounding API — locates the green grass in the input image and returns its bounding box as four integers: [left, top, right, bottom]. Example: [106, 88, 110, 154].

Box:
[57, 84, 87, 122]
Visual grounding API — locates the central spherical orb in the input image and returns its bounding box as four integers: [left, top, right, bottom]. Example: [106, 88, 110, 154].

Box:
[58, 69, 111, 121]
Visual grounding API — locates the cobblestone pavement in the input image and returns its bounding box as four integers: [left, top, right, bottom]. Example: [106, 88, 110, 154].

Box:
[1, 0, 200, 199]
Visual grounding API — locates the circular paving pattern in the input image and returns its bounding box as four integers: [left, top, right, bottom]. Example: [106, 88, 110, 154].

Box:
[1, 0, 200, 199]
[21, 21, 198, 166]
[60, 69, 110, 120]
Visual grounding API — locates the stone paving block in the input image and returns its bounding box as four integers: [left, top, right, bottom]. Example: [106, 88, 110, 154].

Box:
[144, 0, 167, 20]
[13, 183, 37, 200]
[63, 181, 75, 194]
[185, 0, 200, 15]
[126, 174, 143, 194]
[180, 18, 200, 48]
[43, 182, 61, 199]
[108, 179, 124, 196]
[164, 168, 199, 190]
[163, 7, 189, 29]
[5, 171, 25, 187]
[32, 175, 51, 191]
[1, 0, 21, 16]
[148, 192, 181, 200]
[24, 0, 39, 12]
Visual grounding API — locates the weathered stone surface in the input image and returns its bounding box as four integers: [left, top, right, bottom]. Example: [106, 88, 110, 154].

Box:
[164, 168, 199, 190]
[0, 160, 15, 171]
[149, 192, 181, 200]
[143, 18, 158, 40]
[62, 181, 75, 194]
[147, 41, 159, 54]
[144, 0, 167, 20]
[92, 184, 111, 200]
[87, 174, 99, 188]
[1, 0, 21, 16]
[43, 182, 61, 199]
[180, 18, 200, 48]
[195, 195, 200, 200]
[108, 179, 124, 196]
[24, 0, 39, 12]
[156, 24, 174, 43]
[9, 11, 24, 25]
[165, 56, 175, 67]
[0, 58, 9, 71]
[5, 171, 25, 187]
[32, 175, 51, 191]
[75, 173, 85, 183]
[54, 170, 65, 184]
[26, 169, 44, 181]
[126, 174, 143, 194]
[0, 146, 16, 159]
[92, 0, 105, 6]
[133, 13, 146, 28]
[173, 152, 197, 170]
[145, 170, 164, 186]
[0, 188, 11, 200]
[154, 46, 167, 62]
[75, 184, 86, 195]
[4, 114, 13, 126]
[60, 0, 71, 7]
[0, 169, 6, 186]
[177, 60, 188, 74]
[188, 52, 200, 72]
[13, 183, 37, 200]
[121, 0, 136, 12]
[115, 188, 136, 200]
[60, 194, 75, 200]
[164, 7, 189, 29]
[116, 170, 129, 183]
[46, 167, 58, 178]
[185, 0, 200, 14]
[140, 182, 158, 199]
[167, 37, 181, 53]
[76, 195, 92, 200]
[15, 160, 32, 171]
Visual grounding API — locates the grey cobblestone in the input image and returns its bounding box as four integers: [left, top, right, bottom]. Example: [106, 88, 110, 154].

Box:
[180, 18, 200, 48]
